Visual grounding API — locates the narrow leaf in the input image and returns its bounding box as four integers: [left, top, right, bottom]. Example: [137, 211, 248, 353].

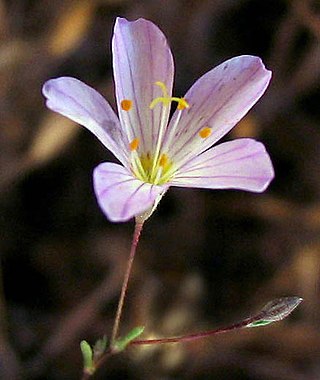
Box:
[80, 340, 94, 374]
[114, 326, 145, 352]
[93, 335, 108, 361]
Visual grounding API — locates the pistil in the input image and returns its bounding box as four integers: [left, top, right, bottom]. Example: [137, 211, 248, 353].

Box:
[149, 81, 189, 181]
[124, 82, 190, 185]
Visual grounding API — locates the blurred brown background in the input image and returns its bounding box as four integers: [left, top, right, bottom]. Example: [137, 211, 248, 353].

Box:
[0, 0, 319, 379]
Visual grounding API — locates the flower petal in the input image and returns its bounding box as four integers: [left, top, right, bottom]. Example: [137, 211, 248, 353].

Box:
[42, 77, 128, 165]
[163, 56, 271, 167]
[112, 17, 174, 153]
[93, 162, 168, 222]
[170, 138, 274, 192]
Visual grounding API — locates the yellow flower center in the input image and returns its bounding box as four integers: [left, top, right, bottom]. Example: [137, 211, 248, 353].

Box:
[137, 152, 173, 185]
[121, 81, 190, 185]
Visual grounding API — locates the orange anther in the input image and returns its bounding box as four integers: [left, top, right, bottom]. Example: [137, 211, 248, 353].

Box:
[129, 138, 139, 151]
[199, 127, 212, 139]
[121, 99, 133, 111]
[159, 153, 168, 167]
[177, 98, 189, 110]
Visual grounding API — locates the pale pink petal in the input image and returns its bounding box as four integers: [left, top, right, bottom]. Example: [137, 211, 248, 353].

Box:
[93, 162, 168, 222]
[163, 56, 271, 167]
[112, 17, 174, 153]
[42, 77, 128, 165]
[170, 138, 274, 192]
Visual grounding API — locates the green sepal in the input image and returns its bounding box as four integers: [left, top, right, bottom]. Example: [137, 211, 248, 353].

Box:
[93, 335, 107, 361]
[80, 340, 95, 374]
[113, 326, 145, 352]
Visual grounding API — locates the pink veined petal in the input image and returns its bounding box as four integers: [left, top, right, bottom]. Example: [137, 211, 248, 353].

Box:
[162, 56, 271, 167]
[112, 17, 174, 153]
[170, 138, 274, 192]
[42, 77, 128, 166]
[93, 162, 168, 222]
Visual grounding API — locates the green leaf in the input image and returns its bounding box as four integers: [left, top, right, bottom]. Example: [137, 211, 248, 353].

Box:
[93, 335, 107, 361]
[113, 326, 145, 352]
[80, 340, 95, 374]
[246, 297, 303, 328]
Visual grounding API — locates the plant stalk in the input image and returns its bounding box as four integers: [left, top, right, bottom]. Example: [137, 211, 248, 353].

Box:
[110, 220, 144, 345]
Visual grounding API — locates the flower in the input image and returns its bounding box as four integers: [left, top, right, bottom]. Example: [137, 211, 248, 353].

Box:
[42, 17, 274, 222]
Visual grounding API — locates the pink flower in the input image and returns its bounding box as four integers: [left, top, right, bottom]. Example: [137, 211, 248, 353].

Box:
[42, 17, 274, 222]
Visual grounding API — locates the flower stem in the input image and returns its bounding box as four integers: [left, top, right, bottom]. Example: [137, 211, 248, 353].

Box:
[130, 319, 250, 346]
[110, 220, 144, 345]
[129, 296, 303, 346]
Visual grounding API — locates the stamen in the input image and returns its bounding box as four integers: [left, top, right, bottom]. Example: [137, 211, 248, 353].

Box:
[159, 153, 168, 167]
[131, 151, 147, 181]
[121, 99, 133, 111]
[177, 98, 189, 110]
[199, 127, 212, 139]
[129, 138, 139, 151]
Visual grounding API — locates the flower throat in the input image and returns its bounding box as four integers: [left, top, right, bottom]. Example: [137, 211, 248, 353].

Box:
[122, 81, 189, 185]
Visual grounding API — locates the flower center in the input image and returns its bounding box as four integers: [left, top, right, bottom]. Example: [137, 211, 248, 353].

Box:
[121, 81, 189, 185]
[127, 138, 173, 185]
[139, 151, 173, 184]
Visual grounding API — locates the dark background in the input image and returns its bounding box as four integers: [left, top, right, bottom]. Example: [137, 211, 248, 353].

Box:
[0, 0, 319, 379]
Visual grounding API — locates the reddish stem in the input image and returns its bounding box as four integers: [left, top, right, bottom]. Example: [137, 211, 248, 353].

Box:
[130, 318, 253, 346]
[110, 221, 144, 345]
